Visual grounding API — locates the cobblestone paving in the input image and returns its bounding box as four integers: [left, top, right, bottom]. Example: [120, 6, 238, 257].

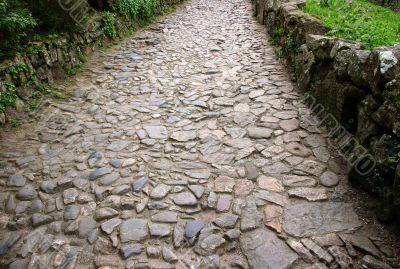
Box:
[0, 0, 399, 268]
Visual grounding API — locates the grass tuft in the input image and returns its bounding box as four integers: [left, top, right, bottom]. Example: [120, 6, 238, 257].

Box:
[304, 0, 400, 48]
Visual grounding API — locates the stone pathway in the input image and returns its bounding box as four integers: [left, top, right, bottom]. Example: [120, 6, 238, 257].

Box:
[0, 0, 399, 268]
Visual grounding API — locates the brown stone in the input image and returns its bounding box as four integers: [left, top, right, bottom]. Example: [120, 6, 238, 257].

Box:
[217, 194, 232, 212]
[264, 204, 283, 233]
[214, 176, 235, 193]
[279, 119, 299, 131]
[234, 179, 254, 197]
[257, 175, 284, 192]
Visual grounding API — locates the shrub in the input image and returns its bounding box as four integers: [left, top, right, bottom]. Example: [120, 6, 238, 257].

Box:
[112, 0, 139, 19]
[0, 80, 18, 112]
[25, 0, 76, 32]
[112, 0, 156, 19]
[101, 11, 118, 38]
[138, 0, 156, 19]
[0, 0, 37, 45]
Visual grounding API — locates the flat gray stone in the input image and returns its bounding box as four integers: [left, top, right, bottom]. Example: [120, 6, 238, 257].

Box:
[99, 173, 119, 186]
[111, 184, 130, 195]
[107, 140, 130, 151]
[40, 180, 57, 193]
[101, 218, 122, 234]
[162, 247, 178, 263]
[120, 243, 144, 259]
[295, 160, 325, 176]
[172, 192, 197, 206]
[0, 231, 23, 255]
[16, 184, 37, 201]
[225, 229, 241, 240]
[283, 202, 363, 237]
[32, 213, 52, 227]
[288, 187, 329, 201]
[171, 131, 196, 142]
[7, 175, 26, 187]
[214, 214, 239, 229]
[244, 162, 259, 181]
[120, 218, 148, 242]
[16, 156, 37, 167]
[9, 259, 29, 269]
[78, 216, 97, 238]
[282, 175, 317, 187]
[240, 229, 298, 269]
[254, 190, 289, 206]
[320, 171, 339, 187]
[240, 199, 263, 231]
[262, 162, 291, 175]
[89, 167, 112, 180]
[149, 223, 171, 237]
[132, 176, 148, 192]
[361, 255, 393, 269]
[340, 234, 381, 258]
[144, 125, 168, 139]
[185, 171, 211, 180]
[195, 233, 226, 256]
[63, 188, 78, 204]
[247, 127, 273, 139]
[328, 245, 352, 268]
[64, 205, 80, 220]
[109, 159, 122, 168]
[185, 220, 205, 238]
[279, 119, 299, 131]
[95, 207, 119, 220]
[188, 185, 205, 198]
[173, 221, 186, 248]
[150, 183, 171, 199]
[151, 211, 178, 223]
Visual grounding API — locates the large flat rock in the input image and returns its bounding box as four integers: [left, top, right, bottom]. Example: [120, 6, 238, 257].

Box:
[283, 202, 362, 237]
[240, 229, 298, 269]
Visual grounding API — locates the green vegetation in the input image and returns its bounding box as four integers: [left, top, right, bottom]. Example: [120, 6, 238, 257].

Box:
[0, 0, 159, 60]
[0, 0, 181, 124]
[101, 12, 119, 38]
[271, 28, 300, 59]
[305, 0, 400, 48]
[0, 0, 37, 58]
[0, 80, 18, 112]
[0, 0, 80, 60]
[112, 0, 156, 20]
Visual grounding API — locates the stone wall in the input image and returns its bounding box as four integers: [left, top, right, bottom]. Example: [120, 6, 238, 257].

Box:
[369, 0, 400, 12]
[252, 0, 400, 225]
[0, 0, 184, 125]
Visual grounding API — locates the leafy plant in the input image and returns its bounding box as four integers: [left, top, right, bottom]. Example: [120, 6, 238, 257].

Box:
[4, 62, 29, 80]
[274, 28, 285, 37]
[101, 11, 118, 38]
[137, 0, 156, 19]
[305, 0, 400, 48]
[0, 80, 18, 112]
[112, 0, 156, 20]
[0, 0, 37, 42]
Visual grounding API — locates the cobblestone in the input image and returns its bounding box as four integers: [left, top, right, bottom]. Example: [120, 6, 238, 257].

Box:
[0, 0, 398, 268]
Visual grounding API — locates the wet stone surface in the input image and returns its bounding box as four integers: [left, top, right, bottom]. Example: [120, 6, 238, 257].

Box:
[0, 0, 399, 268]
